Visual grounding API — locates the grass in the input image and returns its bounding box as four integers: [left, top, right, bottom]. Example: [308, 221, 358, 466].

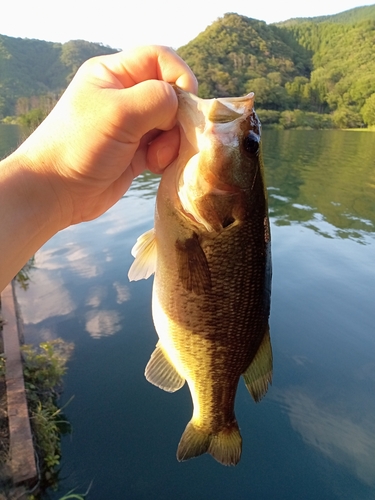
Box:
[22, 340, 74, 493]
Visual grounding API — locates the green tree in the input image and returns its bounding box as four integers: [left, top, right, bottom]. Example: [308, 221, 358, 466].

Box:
[18, 108, 47, 128]
[332, 107, 363, 128]
[360, 93, 375, 126]
[247, 77, 291, 110]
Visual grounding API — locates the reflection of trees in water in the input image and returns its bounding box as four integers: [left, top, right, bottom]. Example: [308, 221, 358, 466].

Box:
[126, 171, 161, 200]
[263, 130, 375, 242]
[15, 256, 35, 290]
[123, 129, 375, 242]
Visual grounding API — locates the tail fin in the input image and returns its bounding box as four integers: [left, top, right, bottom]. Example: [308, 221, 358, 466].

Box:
[177, 421, 242, 466]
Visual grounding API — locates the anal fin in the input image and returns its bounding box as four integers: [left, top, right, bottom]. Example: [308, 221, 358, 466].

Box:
[145, 343, 185, 393]
[242, 327, 273, 402]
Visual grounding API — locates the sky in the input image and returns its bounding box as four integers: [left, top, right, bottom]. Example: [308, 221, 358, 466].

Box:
[1, 0, 374, 50]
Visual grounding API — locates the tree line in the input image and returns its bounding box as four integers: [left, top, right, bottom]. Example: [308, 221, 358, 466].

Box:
[0, 35, 117, 122]
[177, 12, 375, 128]
[1, 6, 375, 129]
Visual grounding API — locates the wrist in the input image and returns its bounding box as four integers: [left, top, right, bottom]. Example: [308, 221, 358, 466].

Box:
[2, 149, 70, 232]
[0, 150, 71, 290]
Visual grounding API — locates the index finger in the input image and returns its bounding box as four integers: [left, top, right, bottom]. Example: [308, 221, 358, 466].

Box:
[92, 45, 198, 93]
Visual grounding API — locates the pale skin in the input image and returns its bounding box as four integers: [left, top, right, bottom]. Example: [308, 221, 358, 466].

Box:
[0, 46, 198, 293]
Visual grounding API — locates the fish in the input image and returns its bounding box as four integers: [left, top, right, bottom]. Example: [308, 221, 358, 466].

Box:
[128, 86, 272, 466]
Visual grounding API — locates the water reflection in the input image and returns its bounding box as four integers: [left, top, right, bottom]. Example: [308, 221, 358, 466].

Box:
[124, 130, 375, 243]
[263, 130, 375, 242]
[15, 256, 36, 290]
[0, 124, 24, 157]
[4, 126, 374, 499]
[113, 281, 131, 304]
[85, 309, 122, 339]
[18, 269, 75, 324]
[128, 170, 161, 199]
[65, 246, 101, 278]
[85, 285, 107, 308]
[274, 388, 375, 486]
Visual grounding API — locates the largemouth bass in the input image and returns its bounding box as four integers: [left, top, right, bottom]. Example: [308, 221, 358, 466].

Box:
[128, 87, 272, 466]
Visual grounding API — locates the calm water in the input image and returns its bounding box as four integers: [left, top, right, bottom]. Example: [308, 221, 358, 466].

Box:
[2, 124, 375, 499]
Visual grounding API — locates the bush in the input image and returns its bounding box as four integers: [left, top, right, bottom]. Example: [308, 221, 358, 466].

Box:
[22, 340, 74, 488]
[279, 110, 333, 129]
[332, 107, 363, 129]
[256, 109, 281, 126]
[18, 108, 47, 128]
[361, 93, 375, 127]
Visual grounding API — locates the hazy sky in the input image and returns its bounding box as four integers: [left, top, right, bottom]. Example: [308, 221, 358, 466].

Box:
[1, 0, 374, 50]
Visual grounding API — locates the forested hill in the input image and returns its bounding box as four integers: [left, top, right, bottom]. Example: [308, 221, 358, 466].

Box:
[177, 14, 312, 100]
[177, 9, 375, 128]
[0, 36, 117, 117]
[278, 4, 375, 26]
[1, 3, 375, 128]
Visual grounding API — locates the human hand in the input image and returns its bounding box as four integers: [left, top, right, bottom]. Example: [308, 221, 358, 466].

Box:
[15, 45, 197, 227]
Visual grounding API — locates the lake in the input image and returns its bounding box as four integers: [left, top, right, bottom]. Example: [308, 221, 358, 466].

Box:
[1, 124, 375, 499]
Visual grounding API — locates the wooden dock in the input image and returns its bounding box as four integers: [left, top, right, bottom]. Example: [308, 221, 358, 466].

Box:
[1, 281, 37, 486]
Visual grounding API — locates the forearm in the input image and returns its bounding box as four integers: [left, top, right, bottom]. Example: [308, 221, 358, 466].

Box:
[0, 151, 63, 292]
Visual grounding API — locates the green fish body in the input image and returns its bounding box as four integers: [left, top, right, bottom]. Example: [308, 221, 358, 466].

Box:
[129, 88, 272, 466]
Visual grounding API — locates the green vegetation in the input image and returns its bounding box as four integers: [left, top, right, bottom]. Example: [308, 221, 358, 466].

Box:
[263, 128, 375, 241]
[22, 339, 74, 492]
[278, 4, 375, 26]
[0, 35, 117, 119]
[18, 108, 49, 128]
[176, 8, 375, 129]
[14, 256, 35, 290]
[1, 4, 375, 129]
[177, 14, 311, 99]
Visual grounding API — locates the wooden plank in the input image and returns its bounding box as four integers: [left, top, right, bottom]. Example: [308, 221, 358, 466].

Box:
[1, 282, 37, 485]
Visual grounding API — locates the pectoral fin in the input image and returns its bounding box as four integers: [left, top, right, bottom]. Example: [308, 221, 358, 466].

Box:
[145, 343, 185, 393]
[242, 327, 273, 402]
[128, 228, 157, 281]
[175, 233, 212, 295]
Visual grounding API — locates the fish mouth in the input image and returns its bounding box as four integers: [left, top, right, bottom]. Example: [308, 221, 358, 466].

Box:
[213, 93, 255, 121]
[173, 87, 258, 231]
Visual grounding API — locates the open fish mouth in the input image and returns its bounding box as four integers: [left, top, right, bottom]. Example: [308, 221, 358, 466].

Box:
[173, 87, 261, 232]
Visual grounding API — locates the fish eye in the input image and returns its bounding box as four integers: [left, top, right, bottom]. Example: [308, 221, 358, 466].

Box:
[243, 131, 260, 156]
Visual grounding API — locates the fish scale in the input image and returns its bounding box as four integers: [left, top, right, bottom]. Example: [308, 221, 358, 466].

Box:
[129, 87, 272, 465]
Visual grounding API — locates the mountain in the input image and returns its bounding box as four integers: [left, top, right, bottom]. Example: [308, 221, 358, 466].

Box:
[0, 35, 117, 117]
[1, 4, 375, 128]
[177, 7, 375, 127]
[177, 13, 311, 100]
[278, 4, 375, 26]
